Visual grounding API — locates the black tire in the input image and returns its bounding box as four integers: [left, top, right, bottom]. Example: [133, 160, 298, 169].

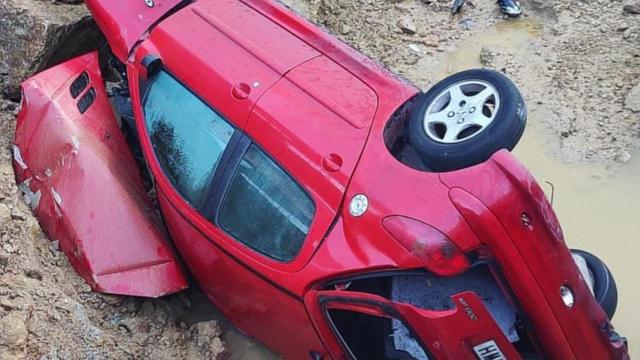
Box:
[408, 69, 527, 172]
[571, 249, 618, 319]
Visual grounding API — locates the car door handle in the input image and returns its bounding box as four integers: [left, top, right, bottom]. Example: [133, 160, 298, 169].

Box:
[232, 82, 252, 100]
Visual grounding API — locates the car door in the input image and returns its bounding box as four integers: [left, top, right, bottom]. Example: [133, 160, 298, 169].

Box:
[129, 65, 327, 358]
[305, 289, 522, 360]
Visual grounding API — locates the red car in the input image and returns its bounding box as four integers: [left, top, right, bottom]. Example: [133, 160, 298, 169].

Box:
[12, 0, 629, 359]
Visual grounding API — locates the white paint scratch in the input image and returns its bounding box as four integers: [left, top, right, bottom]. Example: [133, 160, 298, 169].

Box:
[71, 136, 80, 151]
[12, 145, 28, 170]
[52, 187, 63, 206]
[18, 179, 41, 210]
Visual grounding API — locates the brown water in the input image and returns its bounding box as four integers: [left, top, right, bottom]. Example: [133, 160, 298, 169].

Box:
[434, 19, 542, 80]
[434, 19, 639, 357]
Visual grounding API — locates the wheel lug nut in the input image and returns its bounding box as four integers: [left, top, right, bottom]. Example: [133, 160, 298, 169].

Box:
[457, 118, 465, 124]
[447, 111, 455, 118]
[469, 107, 476, 113]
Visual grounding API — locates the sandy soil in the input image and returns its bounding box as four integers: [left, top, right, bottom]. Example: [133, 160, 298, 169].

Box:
[1, 0, 639, 358]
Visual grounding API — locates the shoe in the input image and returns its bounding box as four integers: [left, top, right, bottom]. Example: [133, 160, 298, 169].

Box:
[497, 0, 523, 16]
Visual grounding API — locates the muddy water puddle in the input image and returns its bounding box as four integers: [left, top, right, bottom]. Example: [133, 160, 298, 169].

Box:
[434, 19, 541, 79]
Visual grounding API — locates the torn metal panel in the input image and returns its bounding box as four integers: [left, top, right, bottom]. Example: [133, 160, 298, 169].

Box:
[13, 52, 188, 298]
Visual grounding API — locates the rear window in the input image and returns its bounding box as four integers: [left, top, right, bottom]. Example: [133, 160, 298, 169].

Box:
[218, 144, 315, 262]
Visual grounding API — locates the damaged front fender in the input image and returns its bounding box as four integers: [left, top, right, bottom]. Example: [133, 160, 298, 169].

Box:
[13, 52, 188, 298]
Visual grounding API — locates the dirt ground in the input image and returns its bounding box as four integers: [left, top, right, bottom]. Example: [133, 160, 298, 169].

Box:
[1, 0, 639, 358]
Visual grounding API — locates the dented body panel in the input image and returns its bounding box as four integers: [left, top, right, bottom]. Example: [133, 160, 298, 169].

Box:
[13, 52, 188, 298]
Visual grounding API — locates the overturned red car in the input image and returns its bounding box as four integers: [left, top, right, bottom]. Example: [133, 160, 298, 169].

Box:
[12, 0, 629, 359]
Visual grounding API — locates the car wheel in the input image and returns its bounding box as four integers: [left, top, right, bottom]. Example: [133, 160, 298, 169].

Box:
[571, 249, 618, 319]
[407, 69, 527, 172]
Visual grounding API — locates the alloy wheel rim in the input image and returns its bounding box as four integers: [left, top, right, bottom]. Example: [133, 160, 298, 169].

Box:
[423, 80, 501, 144]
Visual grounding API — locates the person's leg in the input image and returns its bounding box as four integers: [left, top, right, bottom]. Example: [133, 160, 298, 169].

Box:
[497, 0, 523, 16]
[451, 0, 466, 14]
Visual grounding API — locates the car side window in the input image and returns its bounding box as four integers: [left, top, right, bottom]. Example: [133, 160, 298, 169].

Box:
[218, 144, 315, 262]
[143, 71, 234, 211]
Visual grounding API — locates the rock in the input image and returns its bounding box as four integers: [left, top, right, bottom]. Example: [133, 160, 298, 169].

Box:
[139, 300, 155, 316]
[210, 337, 225, 357]
[0, 0, 105, 100]
[0, 204, 11, 229]
[623, 2, 640, 14]
[0, 313, 28, 348]
[10, 204, 27, 221]
[338, 23, 352, 35]
[459, 18, 476, 30]
[615, 151, 632, 163]
[2, 243, 14, 253]
[408, 43, 423, 54]
[617, 24, 631, 32]
[480, 46, 495, 67]
[25, 269, 43, 281]
[625, 83, 640, 112]
[79, 282, 93, 293]
[0, 101, 16, 112]
[98, 294, 124, 306]
[192, 321, 222, 341]
[49, 240, 60, 253]
[116, 317, 137, 333]
[0, 163, 13, 176]
[622, 26, 639, 40]
[422, 40, 439, 47]
[397, 16, 417, 34]
[189, 321, 225, 358]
